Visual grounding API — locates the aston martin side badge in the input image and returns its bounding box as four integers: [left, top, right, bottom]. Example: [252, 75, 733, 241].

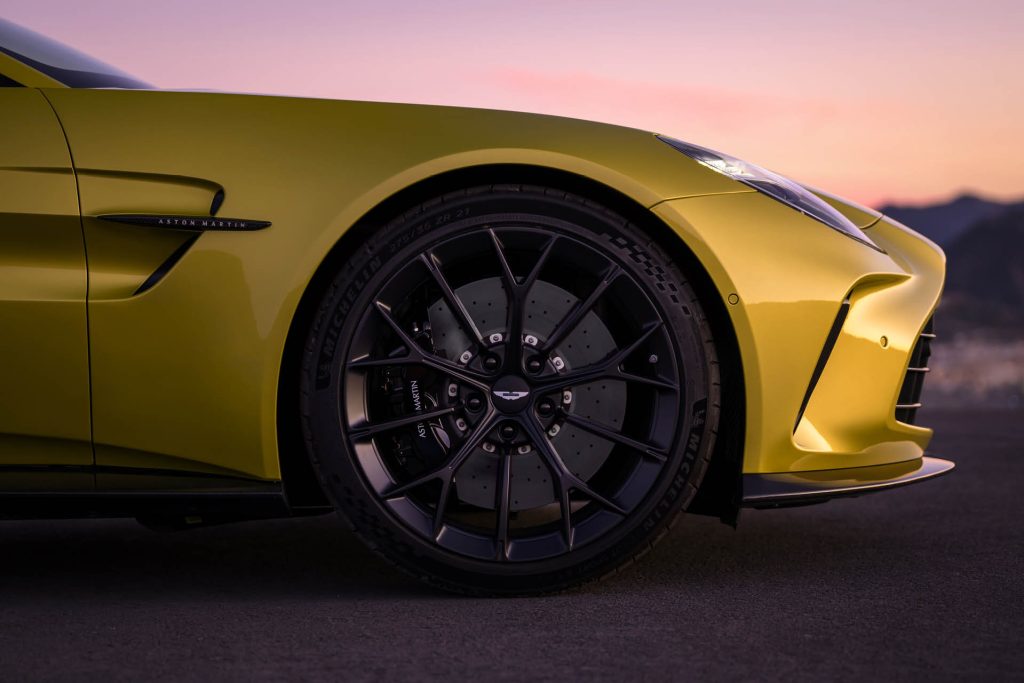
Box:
[98, 188, 271, 231]
[97, 214, 272, 231]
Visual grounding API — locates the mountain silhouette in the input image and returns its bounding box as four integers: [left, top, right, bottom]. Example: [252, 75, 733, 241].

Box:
[879, 194, 1020, 246]
[939, 207, 1024, 336]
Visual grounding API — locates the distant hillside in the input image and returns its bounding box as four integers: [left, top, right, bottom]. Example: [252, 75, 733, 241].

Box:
[939, 207, 1024, 337]
[887, 195, 1024, 407]
[879, 194, 1020, 246]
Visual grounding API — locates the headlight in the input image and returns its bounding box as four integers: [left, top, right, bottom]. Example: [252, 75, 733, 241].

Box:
[658, 135, 882, 252]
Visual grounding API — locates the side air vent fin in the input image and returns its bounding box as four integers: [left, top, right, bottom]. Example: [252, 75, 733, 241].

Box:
[895, 318, 935, 425]
[793, 298, 851, 432]
[134, 234, 200, 296]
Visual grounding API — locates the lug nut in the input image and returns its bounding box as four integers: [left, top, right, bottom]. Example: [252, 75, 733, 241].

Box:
[537, 400, 555, 417]
[466, 394, 484, 412]
[483, 355, 500, 372]
[526, 356, 543, 374]
[499, 423, 518, 441]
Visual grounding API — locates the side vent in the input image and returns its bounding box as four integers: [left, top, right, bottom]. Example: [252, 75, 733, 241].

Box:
[134, 234, 200, 296]
[794, 298, 851, 432]
[895, 318, 935, 425]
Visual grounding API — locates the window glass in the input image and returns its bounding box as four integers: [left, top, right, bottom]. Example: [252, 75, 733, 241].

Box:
[0, 19, 151, 89]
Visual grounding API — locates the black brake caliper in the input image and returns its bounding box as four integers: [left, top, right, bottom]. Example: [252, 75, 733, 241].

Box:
[380, 321, 450, 472]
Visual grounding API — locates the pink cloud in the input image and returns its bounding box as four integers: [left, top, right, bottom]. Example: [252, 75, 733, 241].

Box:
[487, 68, 840, 133]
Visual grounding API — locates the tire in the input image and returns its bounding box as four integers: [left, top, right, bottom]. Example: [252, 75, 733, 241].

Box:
[301, 184, 720, 595]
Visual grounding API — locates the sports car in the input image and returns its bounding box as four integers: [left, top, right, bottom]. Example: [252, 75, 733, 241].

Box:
[0, 18, 953, 594]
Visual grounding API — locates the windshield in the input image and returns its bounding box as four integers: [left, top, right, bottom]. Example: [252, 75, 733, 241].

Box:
[0, 18, 151, 89]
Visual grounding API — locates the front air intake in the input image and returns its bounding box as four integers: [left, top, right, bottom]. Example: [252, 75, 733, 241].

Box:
[895, 318, 935, 425]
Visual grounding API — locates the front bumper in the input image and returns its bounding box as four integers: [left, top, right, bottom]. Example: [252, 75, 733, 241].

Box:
[652, 193, 946, 479]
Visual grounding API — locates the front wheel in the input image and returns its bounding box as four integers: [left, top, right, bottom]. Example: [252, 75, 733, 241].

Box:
[301, 185, 719, 595]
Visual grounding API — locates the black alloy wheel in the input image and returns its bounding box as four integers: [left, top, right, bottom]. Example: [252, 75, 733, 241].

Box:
[302, 185, 719, 595]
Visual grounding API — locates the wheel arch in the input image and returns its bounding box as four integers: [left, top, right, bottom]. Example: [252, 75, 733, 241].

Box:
[276, 164, 745, 523]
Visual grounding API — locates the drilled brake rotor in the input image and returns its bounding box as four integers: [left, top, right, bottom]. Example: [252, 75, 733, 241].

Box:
[428, 277, 626, 510]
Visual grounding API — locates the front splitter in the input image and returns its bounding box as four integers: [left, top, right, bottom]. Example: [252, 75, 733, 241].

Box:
[742, 456, 955, 508]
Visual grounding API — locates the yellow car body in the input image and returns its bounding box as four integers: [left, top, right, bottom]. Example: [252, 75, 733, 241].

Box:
[0, 34, 951, 521]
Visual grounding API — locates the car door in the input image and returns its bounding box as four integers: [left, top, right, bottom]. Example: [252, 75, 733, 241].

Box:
[0, 87, 92, 469]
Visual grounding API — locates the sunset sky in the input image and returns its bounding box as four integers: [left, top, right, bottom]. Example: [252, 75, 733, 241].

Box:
[5, 0, 1022, 206]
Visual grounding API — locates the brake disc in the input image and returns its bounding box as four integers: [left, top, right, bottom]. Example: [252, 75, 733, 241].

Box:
[428, 277, 626, 511]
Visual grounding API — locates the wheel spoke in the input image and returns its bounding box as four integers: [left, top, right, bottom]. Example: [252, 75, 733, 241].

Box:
[557, 484, 574, 549]
[615, 370, 679, 392]
[350, 405, 456, 439]
[420, 357, 492, 389]
[562, 413, 667, 462]
[431, 475, 453, 538]
[540, 263, 621, 354]
[489, 230, 525, 369]
[534, 321, 665, 393]
[347, 355, 414, 370]
[420, 252, 486, 349]
[349, 352, 491, 390]
[522, 416, 627, 517]
[372, 300, 424, 354]
[606, 320, 665, 367]
[383, 468, 445, 500]
[383, 411, 498, 498]
[495, 452, 512, 559]
[566, 475, 627, 516]
[522, 419, 574, 548]
[489, 231, 559, 372]
[523, 235, 558, 291]
[488, 229, 517, 291]
[366, 301, 492, 389]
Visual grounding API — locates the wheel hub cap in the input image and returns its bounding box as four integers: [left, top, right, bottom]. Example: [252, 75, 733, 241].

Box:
[490, 376, 531, 413]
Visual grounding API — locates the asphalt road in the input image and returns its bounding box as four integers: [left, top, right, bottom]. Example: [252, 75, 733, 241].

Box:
[1, 409, 1021, 682]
